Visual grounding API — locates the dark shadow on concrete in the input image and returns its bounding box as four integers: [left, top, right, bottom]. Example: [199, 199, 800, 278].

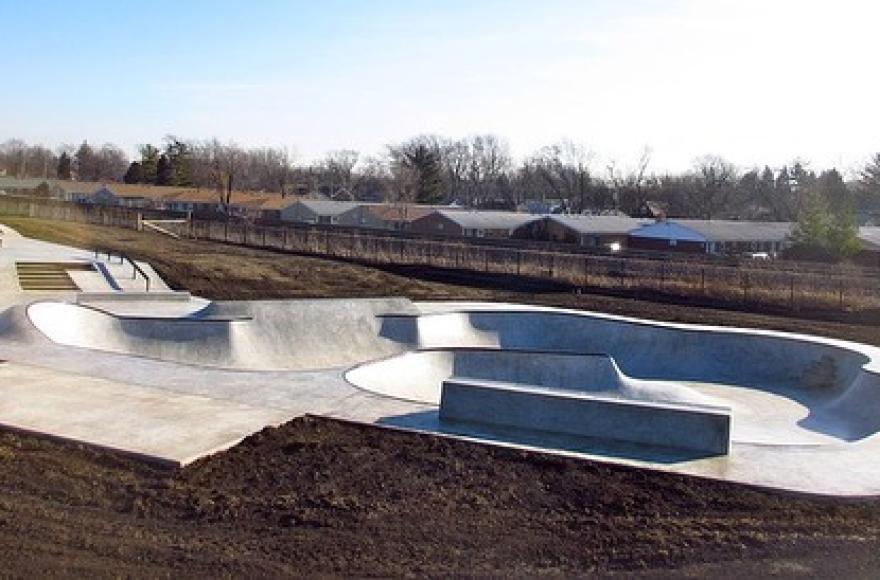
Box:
[377, 409, 721, 464]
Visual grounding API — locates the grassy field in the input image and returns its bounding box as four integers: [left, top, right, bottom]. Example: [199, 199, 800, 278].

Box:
[5, 216, 880, 345]
[2, 216, 880, 576]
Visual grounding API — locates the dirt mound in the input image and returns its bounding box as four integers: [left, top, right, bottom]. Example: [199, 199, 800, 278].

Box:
[1, 416, 879, 576]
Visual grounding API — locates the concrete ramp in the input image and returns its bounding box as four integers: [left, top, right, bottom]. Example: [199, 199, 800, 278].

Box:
[346, 348, 718, 407]
[26, 298, 419, 370]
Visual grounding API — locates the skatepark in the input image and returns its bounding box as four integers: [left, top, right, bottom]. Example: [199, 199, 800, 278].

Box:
[3, 220, 880, 495]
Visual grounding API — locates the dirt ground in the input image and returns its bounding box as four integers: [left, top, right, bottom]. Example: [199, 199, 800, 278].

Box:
[2, 217, 880, 577]
[2, 416, 880, 578]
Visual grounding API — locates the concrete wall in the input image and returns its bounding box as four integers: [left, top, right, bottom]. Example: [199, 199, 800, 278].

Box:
[439, 378, 731, 454]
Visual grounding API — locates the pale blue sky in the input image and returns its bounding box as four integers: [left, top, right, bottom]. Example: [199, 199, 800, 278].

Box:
[1, 0, 877, 173]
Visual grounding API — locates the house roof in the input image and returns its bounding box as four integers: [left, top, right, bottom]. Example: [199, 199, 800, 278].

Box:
[858, 227, 880, 251]
[294, 199, 367, 216]
[630, 219, 794, 243]
[257, 196, 301, 210]
[432, 210, 539, 230]
[545, 215, 651, 235]
[364, 204, 439, 222]
[0, 177, 52, 190]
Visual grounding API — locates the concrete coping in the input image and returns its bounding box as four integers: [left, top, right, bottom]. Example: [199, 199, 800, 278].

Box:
[413, 346, 616, 358]
[33, 300, 254, 323]
[77, 291, 193, 303]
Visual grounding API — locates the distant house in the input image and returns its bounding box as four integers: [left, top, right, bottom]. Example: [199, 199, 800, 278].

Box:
[410, 210, 539, 238]
[859, 227, 880, 250]
[520, 199, 567, 215]
[53, 181, 101, 203]
[514, 215, 649, 249]
[254, 196, 301, 222]
[0, 177, 52, 195]
[280, 200, 365, 225]
[628, 220, 793, 255]
[857, 227, 880, 266]
[335, 204, 447, 231]
[91, 186, 153, 208]
[157, 189, 228, 215]
[54, 181, 179, 207]
[634, 200, 668, 220]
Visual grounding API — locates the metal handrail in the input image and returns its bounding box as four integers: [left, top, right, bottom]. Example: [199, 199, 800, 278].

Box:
[93, 249, 150, 292]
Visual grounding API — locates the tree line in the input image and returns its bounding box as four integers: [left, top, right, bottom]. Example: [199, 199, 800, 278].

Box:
[2, 135, 880, 223]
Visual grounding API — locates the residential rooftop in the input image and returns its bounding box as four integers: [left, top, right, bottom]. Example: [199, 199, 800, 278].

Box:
[434, 209, 539, 230]
[631, 219, 794, 242]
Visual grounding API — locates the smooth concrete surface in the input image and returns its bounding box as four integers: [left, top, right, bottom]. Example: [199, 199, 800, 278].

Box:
[439, 378, 731, 454]
[27, 298, 417, 370]
[346, 348, 718, 407]
[0, 360, 292, 467]
[5, 220, 880, 494]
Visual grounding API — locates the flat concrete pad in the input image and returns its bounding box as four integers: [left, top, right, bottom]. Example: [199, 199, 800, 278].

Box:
[0, 361, 290, 466]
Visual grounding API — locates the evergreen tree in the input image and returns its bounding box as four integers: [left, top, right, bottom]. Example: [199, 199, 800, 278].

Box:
[792, 193, 829, 250]
[774, 166, 798, 219]
[156, 154, 173, 185]
[791, 175, 861, 262]
[859, 153, 880, 210]
[123, 161, 144, 184]
[164, 137, 193, 186]
[826, 209, 861, 259]
[790, 161, 816, 215]
[56, 152, 72, 180]
[74, 141, 96, 181]
[138, 144, 160, 184]
[814, 168, 850, 207]
[405, 143, 443, 204]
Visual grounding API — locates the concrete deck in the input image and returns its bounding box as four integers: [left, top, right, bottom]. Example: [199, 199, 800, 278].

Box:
[4, 221, 880, 495]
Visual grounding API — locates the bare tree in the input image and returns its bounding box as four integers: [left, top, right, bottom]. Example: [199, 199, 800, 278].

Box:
[526, 140, 594, 211]
[0, 139, 28, 177]
[441, 138, 470, 204]
[465, 134, 512, 207]
[606, 146, 652, 213]
[323, 149, 359, 197]
[690, 154, 739, 219]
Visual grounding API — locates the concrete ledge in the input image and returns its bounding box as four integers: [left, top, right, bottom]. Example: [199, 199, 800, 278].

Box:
[439, 378, 731, 455]
[76, 291, 192, 302]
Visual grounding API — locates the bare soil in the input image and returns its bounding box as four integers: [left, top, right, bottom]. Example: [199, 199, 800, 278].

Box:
[2, 217, 880, 577]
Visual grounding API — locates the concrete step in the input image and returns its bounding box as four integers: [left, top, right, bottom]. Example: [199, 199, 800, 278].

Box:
[15, 261, 85, 292]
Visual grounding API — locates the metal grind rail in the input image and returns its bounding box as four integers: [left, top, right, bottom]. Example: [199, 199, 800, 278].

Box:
[93, 249, 151, 292]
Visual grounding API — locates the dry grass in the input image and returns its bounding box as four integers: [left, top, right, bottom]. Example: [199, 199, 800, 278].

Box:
[5, 216, 880, 346]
